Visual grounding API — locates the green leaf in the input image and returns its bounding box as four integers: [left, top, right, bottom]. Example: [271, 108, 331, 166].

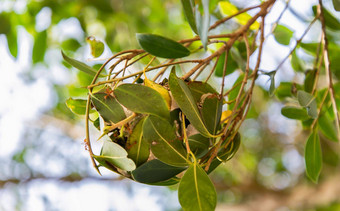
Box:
[91, 92, 126, 123]
[304, 70, 316, 93]
[86, 36, 104, 58]
[132, 159, 186, 184]
[291, 51, 305, 72]
[178, 163, 217, 211]
[313, 6, 340, 30]
[114, 84, 170, 121]
[218, 1, 259, 30]
[305, 130, 322, 183]
[188, 134, 210, 158]
[147, 177, 180, 186]
[281, 106, 310, 120]
[195, 0, 210, 49]
[66, 98, 93, 115]
[268, 73, 276, 97]
[61, 51, 105, 77]
[61, 38, 81, 52]
[136, 33, 190, 58]
[297, 90, 318, 119]
[0, 13, 11, 34]
[32, 30, 47, 63]
[126, 118, 150, 166]
[188, 81, 218, 103]
[273, 25, 293, 45]
[201, 94, 223, 135]
[143, 115, 188, 167]
[94, 137, 136, 171]
[333, 0, 340, 11]
[275, 82, 293, 100]
[318, 114, 339, 142]
[214, 52, 238, 77]
[180, 0, 198, 34]
[169, 71, 212, 137]
[93, 117, 100, 131]
[7, 29, 18, 58]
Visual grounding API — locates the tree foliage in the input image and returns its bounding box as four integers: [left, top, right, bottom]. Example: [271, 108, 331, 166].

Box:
[1, 0, 340, 210]
[60, 0, 340, 209]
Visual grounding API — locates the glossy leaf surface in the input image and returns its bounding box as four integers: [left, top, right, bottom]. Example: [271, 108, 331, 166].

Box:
[136, 33, 190, 58]
[178, 163, 217, 211]
[169, 71, 212, 137]
[188, 134, 210, 158]
[132, 159, 186, 183]
[91, 93, 126, 123]
[188, 81, 217, 103]
[201, 94, 223, 135]
[126, 118, 150, 166]
[114, 84, 170, 121]
[143, 115, 188, 167]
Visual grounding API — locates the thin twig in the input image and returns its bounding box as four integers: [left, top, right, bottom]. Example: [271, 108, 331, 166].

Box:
[318, 0, 340, 142]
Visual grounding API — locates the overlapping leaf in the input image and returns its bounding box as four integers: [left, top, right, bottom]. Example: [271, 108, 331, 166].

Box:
[114, 84, 170, 121]
[94, 137, 136, 172]
[281, 106, 310, 120]
[143, 115, 188, 167]
[126, 118, 150, 166]
[91, 92, 126, 123]
[188, 134, 210, 158]
[207, 133, 241, 174]
[169, 71, 212, 137]
[178, 163, 217, 211]
[201, 94, 223, 135]
[188, 81, 217, 103]
[297, 90, 318, 119]
[66, 98, 93, 115]
[132, 159, 186, 184]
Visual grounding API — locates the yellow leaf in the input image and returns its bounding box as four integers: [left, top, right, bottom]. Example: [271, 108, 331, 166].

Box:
[218, 1, 260, 30]
[221, 110, 232, 123]
[144, 78, 172, 110]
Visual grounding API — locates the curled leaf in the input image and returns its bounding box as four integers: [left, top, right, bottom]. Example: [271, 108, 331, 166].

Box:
[86, 36, 104, 58]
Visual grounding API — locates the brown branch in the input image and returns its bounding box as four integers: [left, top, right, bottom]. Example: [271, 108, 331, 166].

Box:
[318, 0, 340, 142]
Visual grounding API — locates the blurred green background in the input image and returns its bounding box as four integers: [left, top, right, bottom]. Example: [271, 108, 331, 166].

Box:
[0, 0, 339, 210]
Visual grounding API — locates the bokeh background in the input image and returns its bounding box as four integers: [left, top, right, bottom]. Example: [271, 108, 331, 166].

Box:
[0, 0, 340, 210]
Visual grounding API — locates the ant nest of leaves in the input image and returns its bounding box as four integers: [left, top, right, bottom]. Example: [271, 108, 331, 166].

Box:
[88, 69, 241, 185]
